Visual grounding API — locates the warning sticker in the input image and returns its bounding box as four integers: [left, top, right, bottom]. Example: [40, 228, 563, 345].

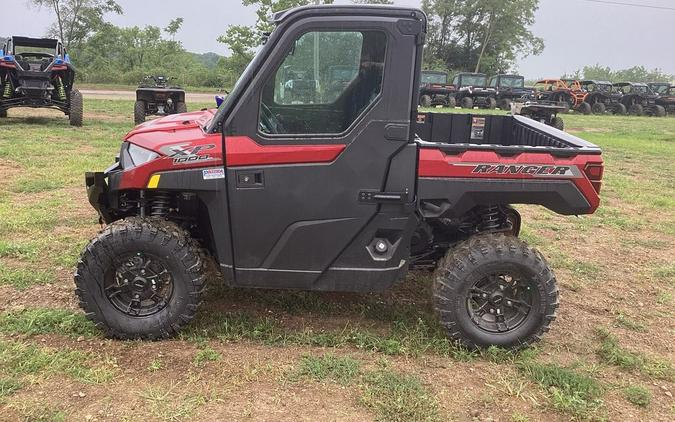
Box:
[470, 117, 486, 141]
[202, 168, 225, 180]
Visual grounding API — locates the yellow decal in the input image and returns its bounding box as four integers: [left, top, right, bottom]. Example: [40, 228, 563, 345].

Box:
[147, 174, 161, 189]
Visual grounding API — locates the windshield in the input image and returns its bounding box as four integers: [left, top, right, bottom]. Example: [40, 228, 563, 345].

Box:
[14, 45, 55, 57]
[459, 74, 486, 87]
[499, 76, 524, 88]
[668, 87, 675, 96]
[421, 73, 447, 84]
[633, 85, 648, 94]
[652, 84, 670, 94]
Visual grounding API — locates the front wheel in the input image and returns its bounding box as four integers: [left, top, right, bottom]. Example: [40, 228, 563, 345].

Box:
[74, 218, 207, 340]
[551, 116, 564, 130]
[134, 100, 146, 124]
[420, 95, 432, 108]
[446, 96, 457, 108]
[613, 103, 627, 115]
[653, 105, 666, 117]
[433, 233, 559, 349]
[460, 96, 474, 109]
[591, 102, 606, 115]
[486, 97, 497, 110]
[629, 103, 643, 116]
[68, 89, 83, 127]
[576, 102, 592, 115]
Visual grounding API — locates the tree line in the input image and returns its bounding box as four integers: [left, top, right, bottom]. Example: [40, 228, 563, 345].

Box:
[8, 0, 671, 89]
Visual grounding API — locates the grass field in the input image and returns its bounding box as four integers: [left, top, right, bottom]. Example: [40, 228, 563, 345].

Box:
[0, 102, 673, 421]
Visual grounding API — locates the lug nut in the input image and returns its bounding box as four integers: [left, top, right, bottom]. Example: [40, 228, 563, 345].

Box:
[375, 241, 388, 254]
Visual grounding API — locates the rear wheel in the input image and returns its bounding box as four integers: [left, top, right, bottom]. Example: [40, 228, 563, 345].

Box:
[74, 218, 207, 340]
[461, 96, 474, 109]
[499, 98, 512, 111]
[446, 96, 457, 108]
[613, 103, 627, 115]
[552, 116, 564, 130]
[68, 89, 83, 127]
[420, 95, 432, 108]
[486, 97, 497, 110]
[653, 105, 666, 117]
[433, 233, 558, 349]
[175, 101, 187, 114]
[629, 103, 644, 116]
[591, 102, 606, 115]
[134, 100, 146, 124]
[577, 102, 592, 115]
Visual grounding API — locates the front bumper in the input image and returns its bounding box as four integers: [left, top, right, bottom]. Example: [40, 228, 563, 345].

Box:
[85, 172, 113, 223]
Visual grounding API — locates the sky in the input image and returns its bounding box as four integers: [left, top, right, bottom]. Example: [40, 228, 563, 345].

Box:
[4, 0, 675, 79]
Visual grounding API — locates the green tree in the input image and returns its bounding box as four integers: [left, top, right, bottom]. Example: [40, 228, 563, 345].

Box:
[164, 17, 184, 41]
[29, 0, 123, 49]
[422, 0, 543, 75]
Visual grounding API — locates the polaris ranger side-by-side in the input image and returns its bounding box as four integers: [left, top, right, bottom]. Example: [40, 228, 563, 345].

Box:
[0, 36, 83, 125]
[488, 74, 533, 110]
[78, 5, 604, 349]
[452, 72, 497, 109]
[419, 70, 456, 108]
[613, 82, 666, 117]
[135, 76, 187, 124]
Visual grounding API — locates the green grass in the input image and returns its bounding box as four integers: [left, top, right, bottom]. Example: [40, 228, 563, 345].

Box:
[518, 361, 604, 419]
[361, 369, 440, 422]
[295, 353, 361, 385]
[624, 385, 651, 407]
[595, 328, 673, 380]
[193, 346, 221, 367]
[0, 377, 23, 400]
[0, 240, 39, 261]
[0, 264, 55, 289]
[0, 308, 99, 337]
[614, 313, 646, 332]
[0, 339, 116, 400]
[182, 310, 465, 358]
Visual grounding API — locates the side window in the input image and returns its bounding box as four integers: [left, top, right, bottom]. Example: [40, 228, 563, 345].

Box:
[489, 78, 496, 88]
[259, 30, 387, 136]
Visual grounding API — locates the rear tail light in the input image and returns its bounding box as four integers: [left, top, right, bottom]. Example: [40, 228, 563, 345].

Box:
[584, 163, 604, 194]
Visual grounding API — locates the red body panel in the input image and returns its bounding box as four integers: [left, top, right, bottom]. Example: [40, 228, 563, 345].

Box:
[418, 148, 603, 212]
[119, 111, 345, 189]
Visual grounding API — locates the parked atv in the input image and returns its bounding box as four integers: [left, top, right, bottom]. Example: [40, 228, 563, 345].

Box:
[0, 36, 82, 125]
[452, 72, 497, 109]
[655, 85, 675, 115]
[511, 99, 566, 130]
[613, 82, 666, 117]
[419, 70, 456, 108]
[580, 80, 626, 115]
[648, 82, 671, 96]
[134, 76, 187, 124]
[488, 74, 533, 110]
[533, 79, 590, 114]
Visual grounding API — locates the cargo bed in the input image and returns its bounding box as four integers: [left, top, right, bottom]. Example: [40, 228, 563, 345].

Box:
[415, 113, 601, 157]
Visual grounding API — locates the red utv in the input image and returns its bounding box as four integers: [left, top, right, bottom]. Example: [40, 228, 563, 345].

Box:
[77, 5, 604, 350]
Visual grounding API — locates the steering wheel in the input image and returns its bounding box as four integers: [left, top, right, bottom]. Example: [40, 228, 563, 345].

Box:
[259, 103, 285, 134]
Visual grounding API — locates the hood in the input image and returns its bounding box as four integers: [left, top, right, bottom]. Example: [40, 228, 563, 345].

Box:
[124, 109, 220, 154]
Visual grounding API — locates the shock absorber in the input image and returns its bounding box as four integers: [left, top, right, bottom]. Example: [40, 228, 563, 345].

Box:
[478, 205, 502, 232]
[54, 76, 66, 101]
[2, 76, 12, 99]
[150, 192, 172, 217]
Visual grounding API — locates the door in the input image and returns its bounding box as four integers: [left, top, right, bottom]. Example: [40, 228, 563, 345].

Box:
[224, 14, 423, 291]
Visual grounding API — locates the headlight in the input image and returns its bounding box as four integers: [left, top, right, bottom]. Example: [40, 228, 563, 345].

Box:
[120, 142, 159, 169]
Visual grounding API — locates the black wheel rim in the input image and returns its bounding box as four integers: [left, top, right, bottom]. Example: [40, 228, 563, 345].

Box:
[104, 252, 173, 317]
[467, 272, 535, 333]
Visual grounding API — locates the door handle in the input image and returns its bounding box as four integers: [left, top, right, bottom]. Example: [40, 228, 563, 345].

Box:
[236, 170, 264, 188]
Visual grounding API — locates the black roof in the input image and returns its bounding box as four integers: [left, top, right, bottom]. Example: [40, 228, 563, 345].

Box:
[273, 5, 425, 25]
[581, 80, 612, 85]
[9, 36, 60, 49]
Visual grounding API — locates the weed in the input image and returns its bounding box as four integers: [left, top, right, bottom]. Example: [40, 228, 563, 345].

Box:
[656, 291, 672, 305]
[361, 369, 440, 422]
[518, 361, 603, 419]
[614, 312, 646, 332]
[624, 385, 651, 407]
[595, 328, 673, 380]
[0, 377, 23, 399]
[193, 346, 221, 367]
[295, 353, 360, 385]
